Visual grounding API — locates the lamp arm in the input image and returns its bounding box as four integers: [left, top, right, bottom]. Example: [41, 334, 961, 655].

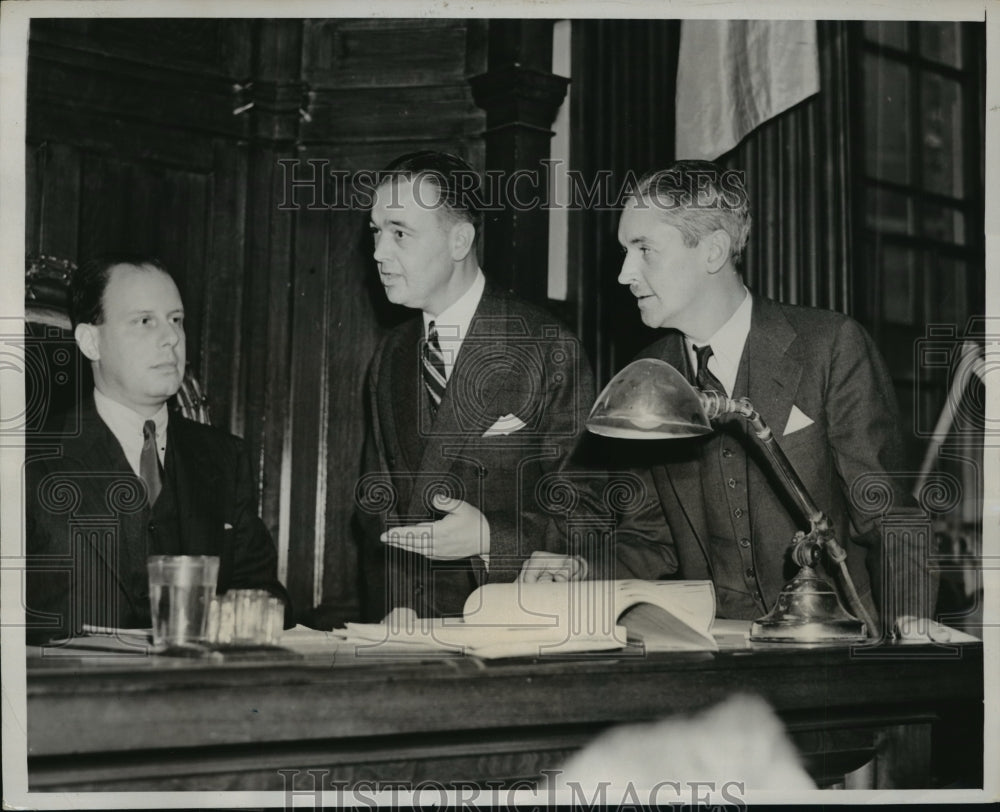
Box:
[699, 391, 878, 635]
[699, 392, 828, 533]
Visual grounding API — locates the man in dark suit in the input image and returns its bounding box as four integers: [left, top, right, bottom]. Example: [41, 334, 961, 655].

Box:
[357, 151, 593, 621]
[25, 255, 289, 643]
[524, 161, 932, 629]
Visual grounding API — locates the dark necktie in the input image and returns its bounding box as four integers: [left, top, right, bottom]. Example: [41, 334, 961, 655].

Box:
[693, 344, 726, 394]
[140, 420, 163, 506]
[422, 321, 447, 415]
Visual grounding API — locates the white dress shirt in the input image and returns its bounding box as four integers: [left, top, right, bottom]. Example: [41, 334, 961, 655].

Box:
[422, 268, 488, 564]
[422, 268, 486, 381]
[685, 288, 753, 397]
[93, 388, 169, 476]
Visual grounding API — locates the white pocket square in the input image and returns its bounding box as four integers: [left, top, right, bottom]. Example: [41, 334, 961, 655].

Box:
[223, 522, 234, 530]
[483, 414, 527, 437]
[783, 405, 814, 436]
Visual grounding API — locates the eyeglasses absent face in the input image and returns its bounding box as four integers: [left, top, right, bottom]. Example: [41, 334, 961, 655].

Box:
[75, 263, 186, 416]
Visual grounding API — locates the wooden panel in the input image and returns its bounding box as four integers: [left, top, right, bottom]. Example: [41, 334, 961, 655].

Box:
[303, 19, 471, 88]
[202, 141, 250, 431]
[30, 18, 253, 81]
[304, 86, 483, 144]
[239, 144, 296, 565]
[28, 104, 218, 172]
[34, 142, 82, 261]
[26, 643, 984, 791]
[321, 206, 382, 615]
[285, 203, 333, 606]
[28, 50, 243, 140]
[158, 168, 210, 383]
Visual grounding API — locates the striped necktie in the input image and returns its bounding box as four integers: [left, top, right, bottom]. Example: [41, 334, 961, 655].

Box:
[140, 419, 163, 505]
[422, 321, 447, 415]
[693, 344, 725, 394]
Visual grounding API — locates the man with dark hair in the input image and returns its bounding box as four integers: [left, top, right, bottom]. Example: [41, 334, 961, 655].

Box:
[25, 256, 289, 642]
[524, 160, 932, 629]
[356, 151, 593, 621]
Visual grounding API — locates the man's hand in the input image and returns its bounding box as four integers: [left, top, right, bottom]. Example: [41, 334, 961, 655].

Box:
[382, 606, 419, 633]
[894, 614, 953, 643]
[518, 551, 588, 583]
[381, 495, 489, 560]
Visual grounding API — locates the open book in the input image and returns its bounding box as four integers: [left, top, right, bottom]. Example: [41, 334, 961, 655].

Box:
[333, 580, 718, 659]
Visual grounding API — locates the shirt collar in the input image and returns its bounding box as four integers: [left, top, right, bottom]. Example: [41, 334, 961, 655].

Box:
[685, 287, 753, 394]
[93, 387, 169, 453]
[422, 268, 486, 341]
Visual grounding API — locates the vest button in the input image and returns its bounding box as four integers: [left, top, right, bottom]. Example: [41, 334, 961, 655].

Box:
[734, 508, 743, 518]
[745, 567, 755, 579]
[739, 537, 750, 548]
[727, 478, 736, 488]
[754, 591, 762, 602]
[148, 522, 157, 533]
[722, 448, 733, 458]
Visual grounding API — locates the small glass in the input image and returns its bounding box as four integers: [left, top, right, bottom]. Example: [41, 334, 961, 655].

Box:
[205, 589, 284, 646]
[147, 555, 220, 649]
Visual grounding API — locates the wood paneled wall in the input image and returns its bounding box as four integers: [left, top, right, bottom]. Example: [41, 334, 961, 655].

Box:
[25, 18, 489, 622]
[30, 17, 980, 621]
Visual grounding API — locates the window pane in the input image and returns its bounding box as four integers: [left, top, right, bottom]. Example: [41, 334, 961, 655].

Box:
[920, 202, 966, 244]
[866, 189, 912, 234]
[924, 254, 967, 328]
[919, 22, 962, 68]
[864, 21, 908, 50]
[881, 245, 916, 325]
[921, 74, 964, 197]
[863, 56, 911, 184]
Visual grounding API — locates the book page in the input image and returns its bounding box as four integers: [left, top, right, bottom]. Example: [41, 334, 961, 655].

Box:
[462, 580, 717, 649]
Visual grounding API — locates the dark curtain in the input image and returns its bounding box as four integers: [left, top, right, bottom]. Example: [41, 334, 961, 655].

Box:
[573, 21, 856, 389]
[723, 22, 854, 315]
[568, 19, 681, 388]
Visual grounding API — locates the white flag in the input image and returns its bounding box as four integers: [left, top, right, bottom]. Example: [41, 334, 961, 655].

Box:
[675, 20, 820, 161]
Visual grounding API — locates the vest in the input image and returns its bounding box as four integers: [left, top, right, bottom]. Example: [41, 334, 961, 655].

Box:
[696, 349, 769, 619]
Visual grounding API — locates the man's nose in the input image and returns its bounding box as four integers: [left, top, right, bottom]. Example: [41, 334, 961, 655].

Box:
[161, 322, 181, 347]
[372, 231, 389, 262]
[617, 254, 636, 286]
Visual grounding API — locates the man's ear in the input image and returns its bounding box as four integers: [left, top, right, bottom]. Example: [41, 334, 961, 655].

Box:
[704, 229, 733, 274]
[449, 221, 476, 262]
[74, 323, 100, 362]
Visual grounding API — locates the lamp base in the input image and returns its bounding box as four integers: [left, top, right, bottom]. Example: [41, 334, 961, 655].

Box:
[749, 566, 868, 643]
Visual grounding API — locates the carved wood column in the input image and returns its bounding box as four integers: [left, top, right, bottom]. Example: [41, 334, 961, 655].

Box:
[240, 20, 307, 607]
[469, 21, 569, 305]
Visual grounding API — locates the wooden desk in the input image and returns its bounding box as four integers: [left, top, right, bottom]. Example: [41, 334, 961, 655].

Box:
[26, 640, 983, 792]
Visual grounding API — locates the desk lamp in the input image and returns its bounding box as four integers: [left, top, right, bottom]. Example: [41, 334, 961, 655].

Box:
[586, 358, 874, 643]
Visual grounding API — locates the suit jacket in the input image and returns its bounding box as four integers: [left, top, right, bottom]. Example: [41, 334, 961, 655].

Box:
[607, 295, 929, 622]
[357, 285, 594, 619]
[25, 397, 289, 642]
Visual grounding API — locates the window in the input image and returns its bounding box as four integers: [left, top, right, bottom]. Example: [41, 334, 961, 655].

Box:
[854, 21, 984, 480]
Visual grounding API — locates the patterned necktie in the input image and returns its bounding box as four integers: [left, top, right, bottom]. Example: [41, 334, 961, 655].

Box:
[422, 321, 447, 415]
[693, 344, 725, 394]
[140, 420, 163, 506]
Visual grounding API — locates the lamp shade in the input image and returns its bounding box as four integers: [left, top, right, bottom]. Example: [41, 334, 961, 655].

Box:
[586, 359, 712, 440]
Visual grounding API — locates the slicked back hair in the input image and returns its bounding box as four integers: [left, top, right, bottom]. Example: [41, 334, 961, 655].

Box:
[377, 150, 483, 237]
[630, 160, 751, 267]
[70, 254, 171, 329]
